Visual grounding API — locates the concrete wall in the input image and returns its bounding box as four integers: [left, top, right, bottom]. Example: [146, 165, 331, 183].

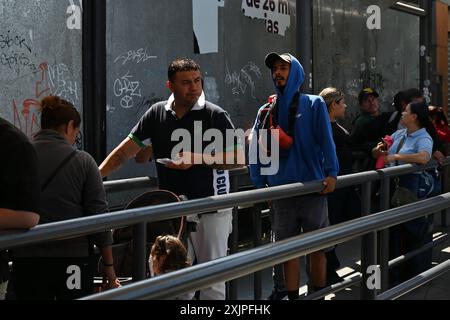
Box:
[312, 0, 420, 125]
[106, 0, 297, 180]
[0, 0, 83, 144]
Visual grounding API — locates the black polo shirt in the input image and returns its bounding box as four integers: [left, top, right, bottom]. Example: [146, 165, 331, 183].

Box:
[0, 117, 40, 282]
[129, 97, 238, 200]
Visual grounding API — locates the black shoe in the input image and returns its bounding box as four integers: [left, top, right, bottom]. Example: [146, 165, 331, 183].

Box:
[326, 270, 344, 286]
[266, 288, 288, 300]
[307, 285, 327, 300]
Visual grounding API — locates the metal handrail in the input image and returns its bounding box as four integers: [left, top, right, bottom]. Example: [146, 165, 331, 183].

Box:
[0, 180, 323, 250]
[103, 176, 158, 193]
[102, 160, 447, 194]
[1, 160, 448, 299]
[102, 167, 249, 194]
[0, 163, 407, 250]
[82, 193, 450, 300]
[377, 259, 450, 300]
[303, 232, 449, 300]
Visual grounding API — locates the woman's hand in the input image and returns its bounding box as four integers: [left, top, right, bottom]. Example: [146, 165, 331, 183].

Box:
[372, 142, 387, 159]
[384, 154, 398, 164]
[103, 266, 121, 289]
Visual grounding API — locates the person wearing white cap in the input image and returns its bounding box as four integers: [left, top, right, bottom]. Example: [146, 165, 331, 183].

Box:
[249, 52, 339, 300]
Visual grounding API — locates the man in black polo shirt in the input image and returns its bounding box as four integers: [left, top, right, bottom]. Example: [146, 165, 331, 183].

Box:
[100, 57, 245, 300]
[0, 117, 40, 300]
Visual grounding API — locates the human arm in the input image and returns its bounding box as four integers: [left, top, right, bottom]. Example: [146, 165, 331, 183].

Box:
[84, 154, 120, 287]
[100, 245, 121, 289]
[0, 209, 40, 230]
[99, 137, 143, 178]
[385, 132, 432, 166]
[135, 144, 153, 164]
[166, 110, 246, 171]
[0, 140, 40, 230]
[165, 147, 245, 171]
[372, 142, 384, 159]
[385, 151, 431, 166]
[321, 177, 337, 195]
[314, 98, 339, 193]
[100, 108, 154, 177]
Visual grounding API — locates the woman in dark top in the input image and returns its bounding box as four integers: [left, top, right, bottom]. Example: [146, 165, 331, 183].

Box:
[319, 88, 360, 284]
[12, 96, 120, 300]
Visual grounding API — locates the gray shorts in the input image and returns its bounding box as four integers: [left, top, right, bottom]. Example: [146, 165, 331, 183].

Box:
[272, 195, 329, 241]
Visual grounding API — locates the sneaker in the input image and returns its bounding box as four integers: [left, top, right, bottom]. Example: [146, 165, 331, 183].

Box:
[266, 288, 288, 300]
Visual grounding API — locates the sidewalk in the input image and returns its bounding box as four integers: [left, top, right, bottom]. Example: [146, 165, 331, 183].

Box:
[234, 225, 450, 300]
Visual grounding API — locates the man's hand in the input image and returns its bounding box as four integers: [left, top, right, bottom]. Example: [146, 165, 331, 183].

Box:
[321, 177, 337, 194]
[165, 152, 201, 171]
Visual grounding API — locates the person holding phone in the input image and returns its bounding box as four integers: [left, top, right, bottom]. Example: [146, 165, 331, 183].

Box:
[100, 58, 245, 300]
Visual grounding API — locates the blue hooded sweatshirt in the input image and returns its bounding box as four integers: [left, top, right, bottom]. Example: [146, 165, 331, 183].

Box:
[249, 54, 339, 188]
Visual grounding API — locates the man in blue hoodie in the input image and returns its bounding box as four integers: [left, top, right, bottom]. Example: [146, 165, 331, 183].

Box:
[249, 53, 339, 300]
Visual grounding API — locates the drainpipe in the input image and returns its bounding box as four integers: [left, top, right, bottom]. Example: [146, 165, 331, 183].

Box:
[297, 0, 313, 93]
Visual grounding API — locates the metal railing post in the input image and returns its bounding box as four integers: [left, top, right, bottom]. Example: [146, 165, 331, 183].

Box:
[360, 181, 377, 300]
[441, 166, 450, 227]
[379, 177, 391, 292]
[132, 223, 147, 282]
[251, 204, 263, 300]
[228, 175, 240, 300]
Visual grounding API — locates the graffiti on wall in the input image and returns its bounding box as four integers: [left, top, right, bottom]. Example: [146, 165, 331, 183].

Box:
[0, 29, 38, 75]
[225, 61, 262, 99]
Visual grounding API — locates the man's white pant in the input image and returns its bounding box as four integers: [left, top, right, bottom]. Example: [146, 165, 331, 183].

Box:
[0, 281, 8, 300]
[188, 210, 233, 300]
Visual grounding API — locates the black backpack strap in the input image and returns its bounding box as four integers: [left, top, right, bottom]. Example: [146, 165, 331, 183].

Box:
[395, 135, 407, 167]
[41, 150, 77, 192]
[264, 92, 299, 137]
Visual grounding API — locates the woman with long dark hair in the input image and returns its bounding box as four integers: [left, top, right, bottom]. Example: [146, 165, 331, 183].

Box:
[373, 100, 434, 287]
[12, 96, 120, 300]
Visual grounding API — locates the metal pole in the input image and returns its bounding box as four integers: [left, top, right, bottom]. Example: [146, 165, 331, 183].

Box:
[360, 181, 377, 300]
[377, 259, 450, 300]
[441, 166, 450, 227]
[252, 204, 263, 300]
[82, 193, 450, 300]
[297, 0, 313, 93]
[419, 0, 433, 104]
[228, 176, 240, 300]
[379, 178, 391, 292]
[82, 0, 107, 164]
[132, 223, 147, 282]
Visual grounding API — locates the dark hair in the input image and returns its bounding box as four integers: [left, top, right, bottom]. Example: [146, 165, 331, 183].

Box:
[429, 106, 449, 126]
[151, 235, 190, 273]
[409, 100, 432, 130]
[404, 88, 423, 102]
[393, 91, 408, 112]
[168, 58, 201, 82]
[40, 96, 81, 130]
